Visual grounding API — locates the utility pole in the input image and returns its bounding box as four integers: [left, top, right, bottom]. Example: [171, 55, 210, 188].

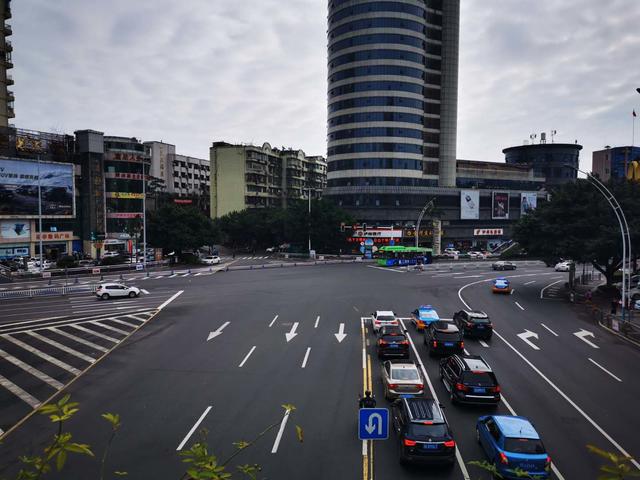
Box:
[308, 187, 312, 256]
[143, 160, 147, 270]
[37, 155, 44, 273]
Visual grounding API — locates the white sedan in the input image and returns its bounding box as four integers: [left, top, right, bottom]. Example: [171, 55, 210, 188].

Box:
[554, 261, 572, 272]
[201, 255, 221, 265]
[96, 283, 140, 300]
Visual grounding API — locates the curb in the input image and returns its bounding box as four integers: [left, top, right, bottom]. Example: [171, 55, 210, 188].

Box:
[597, 320, 640, 348]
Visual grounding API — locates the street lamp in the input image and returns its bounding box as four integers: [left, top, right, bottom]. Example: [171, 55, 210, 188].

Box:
[415, 198, 436, 249]
[565, 164, 632, 320]
[307, 187, 312, 256]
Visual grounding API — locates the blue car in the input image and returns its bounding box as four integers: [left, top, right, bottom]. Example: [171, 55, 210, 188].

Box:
[492, 277, 512, 294]
[410, 305, 440, 331]
[476, 415, 551, 479]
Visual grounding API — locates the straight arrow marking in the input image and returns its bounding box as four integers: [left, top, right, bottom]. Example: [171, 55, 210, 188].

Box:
[207, 321, 230, 341]
[335, 323, 347, 343]
[517, 330, 540, 350]
[285, 322, 299, 342]
[574, 329, 599, 349]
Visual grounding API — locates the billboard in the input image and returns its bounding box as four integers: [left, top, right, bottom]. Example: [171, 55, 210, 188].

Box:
[0, 158, 75, 218]
[460, 190, 479, 220]
[0, 220, 31, 240]
[520, 192, 537, 215]
[492, 191, 509, 219]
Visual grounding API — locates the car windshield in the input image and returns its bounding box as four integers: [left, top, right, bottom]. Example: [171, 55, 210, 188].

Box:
[504, 438, 546, 454]
[408, 424, 448, 439]
[461, 371, 496, 386]
[391, 369, 419, 381]
[434, 332, 460, 341]
[381, 334, 405, 342]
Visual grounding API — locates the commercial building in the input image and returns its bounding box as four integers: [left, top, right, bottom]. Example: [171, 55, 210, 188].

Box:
[503, 142, 582, 186]
[325, 0, 460, 213]
[0, 0, 13, 128]
[210, 141, 327, 218]
[592, 146, 640, 182]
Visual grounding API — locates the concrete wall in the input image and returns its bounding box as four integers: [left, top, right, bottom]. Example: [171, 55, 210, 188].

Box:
[210, 146, 246, 218]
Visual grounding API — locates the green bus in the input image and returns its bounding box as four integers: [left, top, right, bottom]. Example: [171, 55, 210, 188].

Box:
[376, 246, 433, 267]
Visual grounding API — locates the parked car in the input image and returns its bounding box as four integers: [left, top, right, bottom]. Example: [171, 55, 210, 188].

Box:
[440, 354, 501, 405]
[410, 305, 440, 331]
[554, 261, 573, 272]
[371, 310, 399, 334]
[201, 255, 221, 265]
[424, 321, 464, 356]
[380, 360, 423, 399]
[453, 310, 493, 339]
[492, 261, 516, 271]
[95, 283, 140, 300]
[391, 397, 456, 465]
[468, 251, 486, 259]
[476, 415, 551, 479]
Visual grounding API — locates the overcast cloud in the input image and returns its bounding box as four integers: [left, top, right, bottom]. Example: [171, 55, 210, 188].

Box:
[10, 1, 640, 169]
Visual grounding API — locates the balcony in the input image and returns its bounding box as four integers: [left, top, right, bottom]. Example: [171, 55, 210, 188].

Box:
[6, 74, 13, 85]
[3, 23, 11, 37]
[0, 40, 11, 52]
[7, 90, 13, 101]
[4, 5, 10, 20]
[7, 106, 14, 118]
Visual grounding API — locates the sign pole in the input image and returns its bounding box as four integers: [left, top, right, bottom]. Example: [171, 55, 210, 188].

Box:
[37, 155, 44, 273]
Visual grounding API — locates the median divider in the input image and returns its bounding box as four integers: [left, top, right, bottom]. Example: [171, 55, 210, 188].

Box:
[0, 284, 98, 300]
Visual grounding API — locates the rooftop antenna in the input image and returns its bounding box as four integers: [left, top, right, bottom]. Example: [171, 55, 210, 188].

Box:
[550, 130, 557, 143]
[529, 133, 537, 144]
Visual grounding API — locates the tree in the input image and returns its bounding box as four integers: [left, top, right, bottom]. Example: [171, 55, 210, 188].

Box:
[147, 204, 220, 258]
[513, 179, 640, 286]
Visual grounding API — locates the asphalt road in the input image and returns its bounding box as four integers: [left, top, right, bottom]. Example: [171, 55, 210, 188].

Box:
[0, 262, 638, 480]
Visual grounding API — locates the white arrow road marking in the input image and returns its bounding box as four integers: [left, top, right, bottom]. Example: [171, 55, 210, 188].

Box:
[364, 413, 383, 435]
[588, 358, 622, 382]
[314, 316, 320, 328]
[515, 301, 525, 311]
[541, 323, 559, 337]
[176, 406, 212, 451]
[207, 321, 230, 341]
[574, 329, 599, 349]
[285, 322, 299, 342]
[335, 323, 347, 343]
[517, 330, 540, 350]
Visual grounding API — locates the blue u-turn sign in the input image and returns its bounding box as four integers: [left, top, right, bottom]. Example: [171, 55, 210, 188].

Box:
[358, 408, 389, 440]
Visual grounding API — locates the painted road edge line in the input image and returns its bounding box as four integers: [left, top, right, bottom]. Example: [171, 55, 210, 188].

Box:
[271, 408, 291, 453]
[540, 280, 564, 299]
[176, 406, 213, 451]
[588, 358, 622, 382]
[158, 290, 184, 310]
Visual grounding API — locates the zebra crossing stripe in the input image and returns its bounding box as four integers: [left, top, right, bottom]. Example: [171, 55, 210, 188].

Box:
[0, 347, 68, 386]
[49, 327, 108, 353]
[25, 332, 95, 363]
[91, 321, 130, 336]
[69, 324, 119, 343]
[0, 373, 40, 408]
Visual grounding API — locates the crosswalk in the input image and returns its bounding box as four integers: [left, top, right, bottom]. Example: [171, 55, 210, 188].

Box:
[0, 310, 156, 432]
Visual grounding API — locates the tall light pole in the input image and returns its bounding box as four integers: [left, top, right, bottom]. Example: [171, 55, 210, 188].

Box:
[566, 164, 631, 320]
[415, 198, 436, 248]
[307, 187, 312, 256]
[37, 155, 44, 273]
[142, 160, 147, 270]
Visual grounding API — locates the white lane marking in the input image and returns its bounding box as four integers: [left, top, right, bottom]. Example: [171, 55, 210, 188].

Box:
[69, 324, 119, 343]
[25, 332, 95, 363]
[517, 330, 540, 350]
[238, 346, 257, 368]
[0, 347, 66, 388]
[168, 274, 178, 278]
[91, 321, 129, 336]
[493, 329, 639, 470]
[2, 334, 81, 375]
[301, 347, 311, 368]
[314, 316, 320, 329]
[540, 323, 559, 337]
[176, 406, 213, 451]
[194, 273, 204, 277]
[108, 318, 141, 329]
[479, 340, 489, 348]
[540, 280, 563, 299]
[524, 280, 537, 285]
[181, 273, 191, 277]
[399, 320, 471, 480]
[574, 329, 599, 349]
[271, 408, 292, 454]
[361, 317, 366, 370]
[456, 275, 482, 279]
[0, 373, 41, 408]
[126, 314, 149, 322]
[589, 358, 622, 382]
[49, 328, 108, 352]
[515, 302, 525, 311]
[140, 289, 149, 295]
[285, 322, 299, 342]
[0, 316, 68, 329]
[269, 315, 279, 328]
[463, 348, 470, 355]
[366, 265, 406, 273]
[158, 290, 184, 310]
[362, 438, 367, 455]
[510, 289, 516, 295]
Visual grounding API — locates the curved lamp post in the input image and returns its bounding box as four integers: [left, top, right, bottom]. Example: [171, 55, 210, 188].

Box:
[415, 198, 436, 249]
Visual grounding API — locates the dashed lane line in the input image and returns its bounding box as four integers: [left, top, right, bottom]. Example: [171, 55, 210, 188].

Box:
[588, 358, 622, 383]
[2, 335, 81, 375]
[541, 324, 559, 337]
[176, 406, 213, 451]
[238, 346, 257, 368]
[0, 348, 66, 389]
[479, 340, 490, 348]
[271, 408, 291, 454]
[301, 347, 311, 368]
[515, 302, 525, 311]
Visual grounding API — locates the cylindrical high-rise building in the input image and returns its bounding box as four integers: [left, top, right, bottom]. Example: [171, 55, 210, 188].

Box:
[325, 0, 460, 223]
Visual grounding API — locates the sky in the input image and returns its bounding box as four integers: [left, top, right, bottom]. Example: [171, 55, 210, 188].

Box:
[9, 0, 640, 170]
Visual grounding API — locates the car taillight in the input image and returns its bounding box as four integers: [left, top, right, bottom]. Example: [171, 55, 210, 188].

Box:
[444, 440, 455, 448]
[432, 341, 438, 347]
[455, 383, 468, 392]
[403, 439, 417, 447]
[416, 383, 424, 390]
[401, 340, 409, 345]
[460, 341, 464, 348]
[499, 452, 509, 465]
[388, 384, 397, 389]
[545, 456, 552, 470]
[379, 340, 386, 345]
[491, 385, 501, 393]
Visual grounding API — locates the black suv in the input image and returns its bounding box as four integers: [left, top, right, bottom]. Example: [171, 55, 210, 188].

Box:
[377, 325, 404, 337]
[453, 310, 493, 340]
[391, 397, 456, 465]
[424, 321, 463, 356]
[377, 330, 410, 359]
[439, 354, 501, 405]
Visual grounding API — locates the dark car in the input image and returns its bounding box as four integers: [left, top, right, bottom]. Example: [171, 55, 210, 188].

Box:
[391, 397, 456, 465]
[453, 310, 493, 339]
[377, 329, 410, 359]
[424, 321, 463, 356]
[492, 261, 516, 271]
[439, 355, 501, 405]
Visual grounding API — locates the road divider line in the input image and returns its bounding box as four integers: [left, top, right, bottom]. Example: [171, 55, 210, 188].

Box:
[588, 358, 622, 382]
[176, 406, 212, 451]
[314, 316, 320, 328]
[269, 315, 278, 328]
[0, 347, 66, 388]
[49, 327, 108, 352]
[238, 346, 257, 368]
[91, 321, 129, 336]
[2, 335, 81, 375]
[399, 320, 471, 480]
[25, 332, 95, 363]
[540, 323, 559, 337]
[271, 408, 291, 454]
[301, 347, 311, 368]
[515, 301, 525, 311]
[366, 265, 405, 273]
[540, 280, 563, 299]
[524, 280, 536, 285]
[69, 324, 119, 343]
[158, 290, 184, 310]
[479, 340, 489, 348]
[107, 318, 140, 329]
[0, 373, 41, 408]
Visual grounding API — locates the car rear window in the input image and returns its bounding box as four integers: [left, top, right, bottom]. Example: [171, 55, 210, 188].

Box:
[504, 438, 545, 454]
[377, 315, 395, 321]
[434, 332, 460, 341]
[382, 334, 405, 342]
[409, 424, 448, 438]
[470, 317, 490, 324]
[461, 371, 496, 386]
[391, 369, 419, 381]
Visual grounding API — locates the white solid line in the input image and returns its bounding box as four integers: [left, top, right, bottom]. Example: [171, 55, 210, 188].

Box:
[25, 332, 95, 363]
[456, 275, 482, 279]
[524, 280, 537, 285]
[366, 265, 405, 273]
[540, 280, 563, 299]
[301, 347, 311, 368]
[0, 347, 66, 388]
[49, 327, 108, 352]
[108, 318, 140, 329]
[271, 409, 291, 454]
[493, 330, 639, 469]
[91, 321, 129, 336]
[515, 302, 525, 311]
[168, 274, 178, 278]
[158, 290, 184, 310]
[541, 323, 559, 337]
[176, 406, 213, 451]
[69, 324, 119, 343]
[2, 335, 80, 375]
[126, 314, 148, 323]
[0, 316, 68, 329]
[399, 320, 471, 480]
[0, 373, 41, 408]
[181, 273, 191, 277]
[314, 316, 320, 328]
[479, 340, 489, 348]
[269, 315, 278, 328]
[361, 317, 366, 370]
[589, 358, 622, 382]
[238, 346, 257, 368]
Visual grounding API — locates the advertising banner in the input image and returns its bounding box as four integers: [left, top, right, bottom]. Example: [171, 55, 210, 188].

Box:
[432, 219, 442, 256]
[492, 191, 509, 219]
[107, 192, 144, 199]
[460, 190, 479, 220]
[474, 228, 504, 236]
[0, 220, 31, 240]
[0, 158, 74, 218]
[520, 192, 537, 216]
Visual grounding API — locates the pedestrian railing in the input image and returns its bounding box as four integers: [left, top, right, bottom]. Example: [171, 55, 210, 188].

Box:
[0, 284, 98, 300]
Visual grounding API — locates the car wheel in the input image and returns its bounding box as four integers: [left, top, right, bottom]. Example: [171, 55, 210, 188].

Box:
[129, 291, 136, 298]
[101, 293, 109, 300]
